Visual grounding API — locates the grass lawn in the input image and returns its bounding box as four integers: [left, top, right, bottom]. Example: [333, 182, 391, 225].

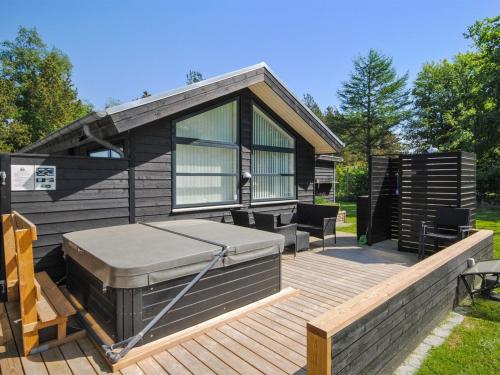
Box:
[314, 197, 357, 234]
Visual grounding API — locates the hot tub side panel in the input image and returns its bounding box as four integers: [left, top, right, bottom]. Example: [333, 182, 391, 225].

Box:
[67, 254, 281, 344]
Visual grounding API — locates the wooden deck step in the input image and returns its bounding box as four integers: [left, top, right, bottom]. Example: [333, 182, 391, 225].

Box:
[35, 272, 76, 318]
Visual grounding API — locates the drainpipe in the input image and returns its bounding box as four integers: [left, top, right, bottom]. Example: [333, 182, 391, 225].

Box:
[83, 124, 125, 158]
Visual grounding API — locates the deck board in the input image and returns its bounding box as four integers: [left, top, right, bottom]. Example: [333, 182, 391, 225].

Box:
[0, 233, 417, 374]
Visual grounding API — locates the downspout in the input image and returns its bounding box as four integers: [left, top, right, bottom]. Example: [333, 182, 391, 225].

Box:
[83, 123, 125, 158]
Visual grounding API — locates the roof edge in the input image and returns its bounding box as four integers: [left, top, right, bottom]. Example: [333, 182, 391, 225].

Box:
[22, 62, 345, 153]
[262, 65, 345, 150]
[21, 111, 107, 153]
[105, 62, 269, 115]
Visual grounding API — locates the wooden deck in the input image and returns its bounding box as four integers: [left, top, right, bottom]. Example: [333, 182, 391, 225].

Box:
[0, 233, 417, 375]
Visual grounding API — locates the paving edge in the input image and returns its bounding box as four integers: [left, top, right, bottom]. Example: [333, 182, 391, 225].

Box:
[393, 309, 466, 375]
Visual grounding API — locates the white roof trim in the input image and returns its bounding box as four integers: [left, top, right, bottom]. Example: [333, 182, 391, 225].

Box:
[105, 62, 269, 115]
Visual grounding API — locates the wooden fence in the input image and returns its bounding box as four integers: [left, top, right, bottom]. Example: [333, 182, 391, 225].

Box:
[399, 152, 476, 253]
[363, 152, 477, 253]
[306, 229, 493, 374]
[0, 154, 130, 292]
[367, 156, 399, 245]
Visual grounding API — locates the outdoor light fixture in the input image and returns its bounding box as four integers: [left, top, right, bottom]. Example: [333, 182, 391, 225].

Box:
[241, 171, 252, 180]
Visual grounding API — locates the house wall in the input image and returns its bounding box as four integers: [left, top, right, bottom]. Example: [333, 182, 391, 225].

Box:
[314, 157, 335, 201]
[130, 89, 315, 223]
[0, 89, 316, 291]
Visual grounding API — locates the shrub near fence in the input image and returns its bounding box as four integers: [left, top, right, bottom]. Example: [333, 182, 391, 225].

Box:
[336, 163, 368, 201]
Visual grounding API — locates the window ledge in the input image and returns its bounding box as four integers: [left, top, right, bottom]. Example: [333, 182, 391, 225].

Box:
[172, 204, 243, 213]
[251, 199, 298, 207]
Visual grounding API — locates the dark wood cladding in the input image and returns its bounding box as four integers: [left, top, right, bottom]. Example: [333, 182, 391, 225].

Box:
[314, 156, 334, 201]
[66, 254, 281, 344]
[9, 155, 130, 281]
[364, 152, 477, 253]
[131, 89, 315, 224]
[368, 156, 399, 245]
[398, 152, 477, 253]
[330, 231, 492, 375]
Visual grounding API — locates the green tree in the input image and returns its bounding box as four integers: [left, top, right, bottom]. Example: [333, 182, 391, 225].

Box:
[337, 49, 411, 164]
[407, 16, 499, 168]
[302, 93, 323, 119]
[186, 70, 204, 85]
[104, 97, 122, 109]
[0, 27, 91, 152]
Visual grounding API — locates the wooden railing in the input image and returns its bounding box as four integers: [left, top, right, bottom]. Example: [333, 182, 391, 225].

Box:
[2, 211, 81, 356]
[306, 230, 493, 375]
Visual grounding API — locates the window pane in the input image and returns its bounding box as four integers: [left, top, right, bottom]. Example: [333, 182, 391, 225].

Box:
[177, 101, 237, 143]
[89, 149, 111, 158]
[176, 144, 237, 174]
[253, 106, 294, 148]
[252, 175, 294, 201]
[110, 150, 121, 158]
[252, 150, 294, 175]
[176, 175, 237, 205]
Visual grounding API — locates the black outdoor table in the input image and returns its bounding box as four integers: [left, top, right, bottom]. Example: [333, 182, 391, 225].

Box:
[460, 260, 500, 302]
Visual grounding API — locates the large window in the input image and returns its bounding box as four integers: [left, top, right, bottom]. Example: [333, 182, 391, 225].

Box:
[174, 100, 239, 207]
[251, 105, 295, 201]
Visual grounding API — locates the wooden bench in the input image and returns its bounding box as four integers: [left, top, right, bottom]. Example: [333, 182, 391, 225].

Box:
[2, 211, 84, 356]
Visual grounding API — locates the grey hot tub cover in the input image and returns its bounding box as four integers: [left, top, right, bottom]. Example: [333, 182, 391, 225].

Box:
[63, 219, 284, 288]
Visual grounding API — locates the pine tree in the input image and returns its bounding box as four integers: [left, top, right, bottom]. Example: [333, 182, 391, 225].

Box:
[186, 70, 204, 85]
[337, 49, 411, 164]
[302, 93, 323, 119]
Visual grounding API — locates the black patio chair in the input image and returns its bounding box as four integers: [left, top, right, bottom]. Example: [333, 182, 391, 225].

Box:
[230, 209, 252, 228]
[418, 207, 472, 259]
[253, 212, 297, 250]
[294, 203, 339, 251]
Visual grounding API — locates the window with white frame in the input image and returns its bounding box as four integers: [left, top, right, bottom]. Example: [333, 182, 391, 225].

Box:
[174, 100, 239, 207]
[251, 105, 295, 201]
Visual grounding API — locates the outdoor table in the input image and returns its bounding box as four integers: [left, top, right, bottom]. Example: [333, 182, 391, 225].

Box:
[459, 259, 500, 302]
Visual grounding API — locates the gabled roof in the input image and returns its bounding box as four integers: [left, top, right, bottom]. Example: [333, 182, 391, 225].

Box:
[22, 62, 344, 154]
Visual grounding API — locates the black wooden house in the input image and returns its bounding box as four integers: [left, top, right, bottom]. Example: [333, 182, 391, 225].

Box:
[0, 63, 344, 290]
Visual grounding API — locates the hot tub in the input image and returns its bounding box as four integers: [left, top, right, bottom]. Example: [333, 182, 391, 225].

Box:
[63, 219, 284, 344]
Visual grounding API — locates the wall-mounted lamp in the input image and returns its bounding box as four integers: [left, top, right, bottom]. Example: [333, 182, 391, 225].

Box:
[241, 171, 252, 180]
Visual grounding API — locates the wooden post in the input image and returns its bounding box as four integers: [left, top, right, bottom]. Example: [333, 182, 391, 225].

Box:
[57, 319, 67, 340]
[307, 327, 331, 375]
[2, 214, 18, 301]
[15, 228, 39, 355]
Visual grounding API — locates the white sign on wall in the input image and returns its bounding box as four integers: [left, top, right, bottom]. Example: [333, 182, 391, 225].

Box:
[35, 165, 56, 190]
[11, 165, 35, 191]
[11, 164, 57, 191]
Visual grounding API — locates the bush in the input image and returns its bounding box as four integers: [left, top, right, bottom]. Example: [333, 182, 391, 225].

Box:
[477, 163, 500, 206]
[336, 163, 368, 201]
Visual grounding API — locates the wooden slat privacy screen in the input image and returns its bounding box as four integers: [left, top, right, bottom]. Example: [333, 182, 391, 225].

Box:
[365, 152, 477, 253]
[367, 156, 399, 245]
[398, 151, 476, 253]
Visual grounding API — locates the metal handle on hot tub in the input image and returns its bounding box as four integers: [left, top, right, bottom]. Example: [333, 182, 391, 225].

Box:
[102, 222, 230, 364]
